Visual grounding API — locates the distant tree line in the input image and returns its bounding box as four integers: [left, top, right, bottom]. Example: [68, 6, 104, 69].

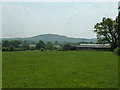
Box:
[1, 40, 96, 52]
[2, 40, 29, 51]
[35, 40, 54, 50]
[2, 40, 55, 51]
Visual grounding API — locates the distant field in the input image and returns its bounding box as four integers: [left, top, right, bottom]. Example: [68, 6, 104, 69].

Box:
[2, 51, 118, 88]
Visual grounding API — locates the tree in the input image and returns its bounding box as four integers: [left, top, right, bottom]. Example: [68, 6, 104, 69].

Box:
[2, 40, 21, 48]
[10, 40, 21, 48]
[54, 41, 59, 45]
[35, 40, 45, 50]
[40, 48, 44, 52]
[9, 46, 15, 51]
[2, 47, 6, 51]
[117, 11, 120, 48]
[62, 43, 72, 51]
[94, 17, 118, 50]
[2, 40, 10, 47]
[5, 47, 10, 51]
[21, 44, 29, 50]
[45, 42, 54, 50]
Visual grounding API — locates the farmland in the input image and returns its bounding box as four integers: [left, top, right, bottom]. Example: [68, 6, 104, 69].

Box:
[2, 51, 118, 88]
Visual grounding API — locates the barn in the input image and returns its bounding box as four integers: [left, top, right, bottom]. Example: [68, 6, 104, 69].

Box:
[72, 44, 111, 51]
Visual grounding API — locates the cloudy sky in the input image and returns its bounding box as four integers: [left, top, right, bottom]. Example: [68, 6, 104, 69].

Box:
[2, 2, 118, 38]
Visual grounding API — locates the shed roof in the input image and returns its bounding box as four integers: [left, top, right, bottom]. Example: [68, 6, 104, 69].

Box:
[75, 44, 110, 48]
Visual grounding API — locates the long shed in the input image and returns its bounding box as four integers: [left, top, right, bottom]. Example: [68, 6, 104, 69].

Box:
[72, 44, 111, 51]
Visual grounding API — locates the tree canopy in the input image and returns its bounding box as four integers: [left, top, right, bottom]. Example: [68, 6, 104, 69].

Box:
[94, 17, 118, 50]
[35, 40, 45, 50]
[45, 42, 54, 50]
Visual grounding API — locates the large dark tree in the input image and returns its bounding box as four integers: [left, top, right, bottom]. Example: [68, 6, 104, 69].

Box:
[94, 17, 118, 50]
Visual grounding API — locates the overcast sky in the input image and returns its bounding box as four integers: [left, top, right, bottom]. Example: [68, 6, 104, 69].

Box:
[2, 2, 118, 38]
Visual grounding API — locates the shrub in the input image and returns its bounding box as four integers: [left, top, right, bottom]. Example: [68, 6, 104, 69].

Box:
[22, 48, 26, 51]
[14, 48, 18, 51]
[30, 47, 35, 50]
[2, 47, 6, 51]
[9, 46, 15, 51]
[6, 47, 10, 51]
[62, 43, 72, 51]
[114, 48, 120, 55]
[40, 48, 44, 52]
[19, 48, 23, 51]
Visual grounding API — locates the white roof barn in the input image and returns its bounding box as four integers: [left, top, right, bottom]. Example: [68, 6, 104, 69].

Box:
[72, 44, 111, 51]
[77, 44, 110, 48]
[29, 44, 36, 48]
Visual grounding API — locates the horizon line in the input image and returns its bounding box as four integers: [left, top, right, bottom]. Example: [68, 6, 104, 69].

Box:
[1, 33, 97, 39]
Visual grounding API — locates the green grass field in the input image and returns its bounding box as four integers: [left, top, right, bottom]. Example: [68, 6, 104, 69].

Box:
[2, 51, 118, 88]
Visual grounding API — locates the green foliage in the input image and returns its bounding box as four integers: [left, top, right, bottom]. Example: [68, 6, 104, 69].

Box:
[62, 43, 73, 51]
[29, 47, 35, 50]
[114, 48, 120, 55]
[21, 44, 30, 50]
[45, 42, 54, 50]
[2, 40, 10, 47]
[2, 40, 30, 51]
[54, 41, 59, 45]
[94, 17, 118, 50]
[18, 48, 23, 51]
[40, 48, 44, 52]
[2, 40, 21, 48]
[9, 46, 15, 51]
[36, 40, 45, 50]
[5, 47, 10, 51]
[14, 48, 19, 51]
[10, 40, 21, 48]
[2, 51, 118, 88]
[2, 47, 6, 51]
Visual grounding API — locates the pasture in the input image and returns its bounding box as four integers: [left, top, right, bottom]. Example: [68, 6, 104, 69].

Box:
[2, 51, 118, 88]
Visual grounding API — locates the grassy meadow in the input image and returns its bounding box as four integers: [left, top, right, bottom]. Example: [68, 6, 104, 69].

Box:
[2, 51, 118, 88]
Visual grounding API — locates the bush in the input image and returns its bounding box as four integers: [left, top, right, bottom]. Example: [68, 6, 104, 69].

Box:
[22, 48, 26, 51]
[6, 47, 10, 51]
[19, 48, 23, 51]
[40, 48, 44, 52]
[9, 46, 15, 51]
[114, 48, 120, 55]
[30, 47, 35, 50]
[2, 47, 6, 51]
[14, 48, 18, 51]
[62, 43, 72, 51]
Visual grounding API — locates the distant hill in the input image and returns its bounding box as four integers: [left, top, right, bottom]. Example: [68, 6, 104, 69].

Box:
[1, 34, 97, 43]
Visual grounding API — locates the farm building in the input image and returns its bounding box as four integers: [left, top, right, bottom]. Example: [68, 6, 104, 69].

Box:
[29, 44, 36, 48]
[72, 44, 111, 51]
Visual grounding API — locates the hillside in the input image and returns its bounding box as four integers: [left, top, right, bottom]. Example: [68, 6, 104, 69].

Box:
[2, 34, 97, 43]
